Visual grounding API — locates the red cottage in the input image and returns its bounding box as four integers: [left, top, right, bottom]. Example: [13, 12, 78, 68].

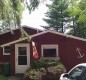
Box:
[0, 26, 86, 74]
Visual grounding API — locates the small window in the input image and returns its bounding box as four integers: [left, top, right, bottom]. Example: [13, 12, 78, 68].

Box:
[43, 49, 56, 57]
[3, 46, 10, 55]
[41, 45, 59, 60]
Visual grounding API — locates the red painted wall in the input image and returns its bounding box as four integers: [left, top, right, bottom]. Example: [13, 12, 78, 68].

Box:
[66, 37, 86, 71]
[32, 32, 86, 71]
[10, 44, 15, 74]
[0, 47, 10, 62]
[0, 31, 86, 74]
[0, 27, 39, 74]
[0, 47, 11, 74]
[0, 27, 39, 45]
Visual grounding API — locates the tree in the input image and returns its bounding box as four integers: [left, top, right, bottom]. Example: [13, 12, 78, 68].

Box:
[67, 0, 86, 38]
[0, 0, 25, 37]
[78, 0, 86, 24]
[42, 0, 70, 33]
[0, 0, 49, 37]
[0, 0, 41, 39]
[0, 0, 45, 30]
[67, 0, 80, 34]
[0, 0, 24, 28]
[31, 0, 86, 38]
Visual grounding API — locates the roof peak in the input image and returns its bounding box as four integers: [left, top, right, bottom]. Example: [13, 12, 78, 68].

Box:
[0, 25, 44, 35]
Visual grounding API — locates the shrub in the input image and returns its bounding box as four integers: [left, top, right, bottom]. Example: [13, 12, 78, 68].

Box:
[25, 68, 46, 80]
[45, 64, 66, 80]
[31, 59, 62, 69]
[24, 60, 66, 80]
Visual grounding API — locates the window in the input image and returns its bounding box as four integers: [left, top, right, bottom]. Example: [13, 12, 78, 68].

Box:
[43, 49, 56, 57]
[3, 46, 10, 55]
[69, 66, 86, 80]
[82, 70, 86, 80]
[18, 47, 27, 65]
[41, 45, 59, 60]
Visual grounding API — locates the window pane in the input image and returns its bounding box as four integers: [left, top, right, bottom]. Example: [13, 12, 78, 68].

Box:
[43, 49, 56, 57]
[4, 46, 10, 53]
[18, 47, 27, 55]
[82, 71, 86, 80]
[69, 66, 86, 79]
[18, 56, 27, 65]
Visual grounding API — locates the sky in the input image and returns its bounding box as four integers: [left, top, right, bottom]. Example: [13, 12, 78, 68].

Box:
[21, 1, 52, 30]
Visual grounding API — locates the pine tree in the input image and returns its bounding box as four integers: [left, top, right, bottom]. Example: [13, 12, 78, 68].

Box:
[42, 0, 70, 33]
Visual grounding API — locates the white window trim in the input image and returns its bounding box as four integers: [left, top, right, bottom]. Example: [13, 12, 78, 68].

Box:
[3, 46, 10, 55]
[41, 44, 60, 60]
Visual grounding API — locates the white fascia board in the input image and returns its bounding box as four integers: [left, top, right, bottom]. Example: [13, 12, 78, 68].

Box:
[1, 37, 28, 47]
[31, 30, 86, 42]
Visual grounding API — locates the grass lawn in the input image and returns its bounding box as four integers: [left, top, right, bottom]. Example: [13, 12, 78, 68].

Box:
[0, 75, 6, 80]
[0, 75, 22, 80]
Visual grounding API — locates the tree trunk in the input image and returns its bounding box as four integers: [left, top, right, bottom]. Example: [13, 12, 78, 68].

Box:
[16, 15, 31, 42]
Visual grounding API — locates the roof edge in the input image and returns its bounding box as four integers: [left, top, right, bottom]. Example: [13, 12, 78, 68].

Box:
[31, 30, 86, 41]
[1, 37, 28, 47]
[1, 30, 86, 47]
[0, 25, 44, 35]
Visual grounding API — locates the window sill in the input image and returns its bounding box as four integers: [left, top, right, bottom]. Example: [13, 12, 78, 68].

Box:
[3, 53, 10, 55]
[40, 57, 60, 60]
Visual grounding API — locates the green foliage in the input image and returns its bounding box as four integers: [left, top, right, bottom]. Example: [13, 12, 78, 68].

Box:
[78, 0, 86, 24]
[68, 24, 86, 38]
[24, 60, 66, 80]
[25, 68, 46, 80]
[42, 0, 70, 33]
[67, 0, 86, 38]
[0, 0, 46, 32]
[67, 0, 81, 17]
[0, 75, 6, 80]
[0, 0, 24, 32]
[31, 59, 62, 69]
[67, 0, 86, 24]
[28, 0, 40, 13]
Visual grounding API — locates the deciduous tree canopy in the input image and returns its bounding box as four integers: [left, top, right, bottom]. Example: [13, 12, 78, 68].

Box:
[0, 0, 86, 38]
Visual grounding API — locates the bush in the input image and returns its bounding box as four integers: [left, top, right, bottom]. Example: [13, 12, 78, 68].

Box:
[31, 59, 62, 69]
[25, 68, 46, 80]
[44, 64, 66, 80]
[24, 60, 66, 80]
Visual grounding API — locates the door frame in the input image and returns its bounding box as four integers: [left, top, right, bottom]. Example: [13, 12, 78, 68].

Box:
[15, 43, 30, 74]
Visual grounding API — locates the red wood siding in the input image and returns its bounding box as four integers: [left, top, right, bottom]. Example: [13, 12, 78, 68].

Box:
[0, 47, 10, 62]
[32, 32, 86, 71]
[0, 29, 21, 45]
[1, 30, 86, 74]
[23, 27, 42, 35]
[0, 47, 10, 73]
[0, 27, 40, 45]
[66, 38, 86, 71]
[0, 26, 41, 74]
[10, 44, 15, 74]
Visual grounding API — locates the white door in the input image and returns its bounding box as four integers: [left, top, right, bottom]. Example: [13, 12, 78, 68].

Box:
[15, 44, 30, 74]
